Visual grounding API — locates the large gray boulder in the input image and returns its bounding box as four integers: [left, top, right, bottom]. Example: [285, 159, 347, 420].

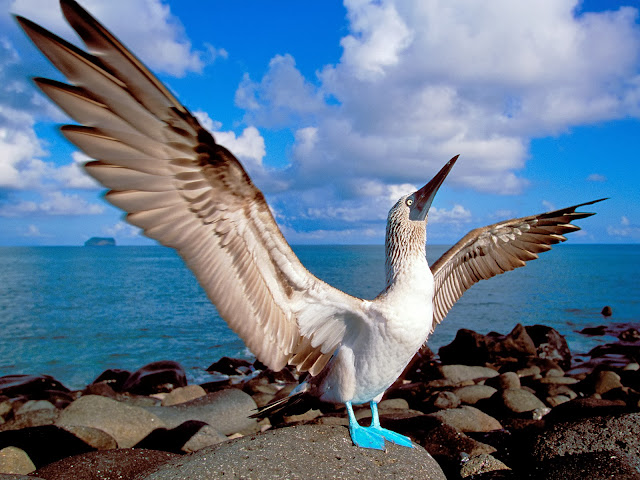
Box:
[136, 424, 447, 480]
[142, 389, 257, 435]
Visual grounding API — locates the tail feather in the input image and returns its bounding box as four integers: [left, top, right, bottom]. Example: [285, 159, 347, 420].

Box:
[250, 391, 307, 419]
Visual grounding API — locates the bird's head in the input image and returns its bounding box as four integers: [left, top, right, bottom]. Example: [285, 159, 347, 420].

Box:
[387, 155, 458, 227]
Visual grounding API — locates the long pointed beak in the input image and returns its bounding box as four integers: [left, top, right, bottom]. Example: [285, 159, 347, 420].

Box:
[410, 155, 458, 221]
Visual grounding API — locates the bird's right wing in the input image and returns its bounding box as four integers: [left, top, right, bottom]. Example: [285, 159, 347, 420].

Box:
[429, 199, 605, 330]
[16, 0, 368, 377]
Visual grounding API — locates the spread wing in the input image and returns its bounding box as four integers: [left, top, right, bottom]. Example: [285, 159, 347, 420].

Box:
[16, 0, 367, 375]
[430, 199, 606, 329]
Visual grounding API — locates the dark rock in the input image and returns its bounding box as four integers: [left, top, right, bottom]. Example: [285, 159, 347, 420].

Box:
[531, 413, 640, 471]
[136, 424, 446, 480]
[206, 357, 252, 376]
[59, 425, 117, 450]
[525, 324, 572, 370]
[0, 375, 71, 408]
[425, 391, 460, 411]
[0, 425, 93, 469]
[90, 369, 131, 392]
[459, 453, 511, 478]
[161, 385, 207, 406]
[32, 448, 178, 480]
[532, 450, 640, 480]
[589, 343, 640, 360]
[430, 406, 503, 432]
[619, 328, 640, 342]
[134, 420, 215, 453]
[0, 408, 59, 432]
[121, 361, 187, 395]
[396, 344, 439, 383]
[601, 305, 613, 317]
[579, 325, 607, 336]
[545, 397, 629, 423]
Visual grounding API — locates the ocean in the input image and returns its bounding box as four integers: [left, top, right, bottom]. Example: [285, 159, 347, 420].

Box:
[1, 244, 638, 390]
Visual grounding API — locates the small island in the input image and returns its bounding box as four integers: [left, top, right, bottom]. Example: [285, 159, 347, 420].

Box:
[84, 237, 116, 247]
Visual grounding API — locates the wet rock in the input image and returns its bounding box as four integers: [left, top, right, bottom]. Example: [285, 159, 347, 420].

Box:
[430, 406, 503, 433]
[579, 325, 607, 336]
[460, 453, 511, 478]
[121, 361, 187, 395]
[525, 324, 572, 370]
[32, 448, 179, 480]
[0, 425, 93, 468]
[601, 305, 613, 317]
[82, 382, 118, 399]
[619, 328, 640, 342]
[161, 385, 206, 406]
[136, 424, 447, 480]
[454, 385, 498, 405]
[0, 447, 35, 475]
[56, 395, 165, 448]
[206, 357, 252, 376]
[485, 372, 520, 390]
[91, 369, 131, 392]
[439, 365, 499, 384]
[0, 375, 69, 400]
[142, 389, 257, 436]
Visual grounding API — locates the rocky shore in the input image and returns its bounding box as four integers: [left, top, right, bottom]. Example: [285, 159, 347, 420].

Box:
[1, 322, 639, 479]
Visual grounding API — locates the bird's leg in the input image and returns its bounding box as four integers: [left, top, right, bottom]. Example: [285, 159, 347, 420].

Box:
[345, 401, 385, 450]
[368, 401, 414, 448]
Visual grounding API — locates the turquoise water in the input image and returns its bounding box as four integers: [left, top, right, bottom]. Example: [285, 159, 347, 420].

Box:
[1, 244, 638, 389]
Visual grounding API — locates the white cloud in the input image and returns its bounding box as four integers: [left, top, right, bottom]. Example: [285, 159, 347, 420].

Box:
[607, 216, 640, 239]
[541, 200, 556, 211]
[429, 204, 472, 224]
[9, 0, 209, 76]
[103, 221, 140, 238]
[21, 224, 50, 237]
[587, 173, 607, 182]
[0, 191, 104, 217]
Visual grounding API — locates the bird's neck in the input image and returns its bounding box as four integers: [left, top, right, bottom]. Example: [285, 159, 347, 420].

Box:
[384, 221, 428, 288]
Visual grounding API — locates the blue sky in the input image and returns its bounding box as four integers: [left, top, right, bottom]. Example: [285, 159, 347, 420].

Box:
[1, 0, 639, 246]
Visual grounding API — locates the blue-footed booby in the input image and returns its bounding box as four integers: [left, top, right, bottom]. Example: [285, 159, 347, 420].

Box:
[17, 0, 605, 451]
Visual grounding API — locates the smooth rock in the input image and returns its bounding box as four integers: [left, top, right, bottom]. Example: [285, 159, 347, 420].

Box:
[579, 325, 607, 336]
[495, 388, 546, 414]
[460, 453, 511, 478]
[134, 420, 225, 453]
[440, 365, 499, 384]
[60, 425, 117, 450]
[283, 409, 322, 424]
[143, 389, 257, 436]
[0, 401, 10, 420]
[161, 385, 206, 406]
[32, 448, 179, 480]
[0, 447, 35, 475]
[182, 425, 228, 453]
[135, 424, 447, 480]
[485, 372, 520, 390]
[516, 366, 541, 377]
[56, 395, 165, 448]
[430, 406, 502, 432]
[454, 385, 498, 405]
[546, 395, 571, 407]
[15, 400, 56, 416]
[378, 398, 409, 411]
[594, 370, 623, 394]
[0, 409, 59, 431]
[0, 375, 69, 401]
[121, 361, 187, 395]
[426, 391, 461, 410]
[538, 376, 578, 385]
[90, 369, 131, 392]
[601, 305, 613, 317]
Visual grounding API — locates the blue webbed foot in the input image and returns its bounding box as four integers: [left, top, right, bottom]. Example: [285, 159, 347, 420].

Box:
[348, 422, 386, 450]
[369, 425, 414, 448]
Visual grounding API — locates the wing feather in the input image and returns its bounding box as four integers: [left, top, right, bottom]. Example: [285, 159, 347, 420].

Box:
[17, 1, 367, 374]
[430, 199, 606, 330]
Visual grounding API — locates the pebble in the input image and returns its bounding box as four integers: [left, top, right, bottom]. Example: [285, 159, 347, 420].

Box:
[439, 365, 499, 384]
[593, 370, 623, 394]
[485, 372, 520, 390]
[454, 385, 497, 405]
[496, 388, 547, 413]
[15, 400, 56, 416]
[0, 447, 35, 475]
[460, 453, 511, 478]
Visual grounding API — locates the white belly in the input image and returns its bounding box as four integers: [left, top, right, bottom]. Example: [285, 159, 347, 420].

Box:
[319, 298, 433, 405]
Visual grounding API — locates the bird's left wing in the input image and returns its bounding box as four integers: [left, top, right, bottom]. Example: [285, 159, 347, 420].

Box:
[16, 0, 367, 376]
[429, 199, 605, 330]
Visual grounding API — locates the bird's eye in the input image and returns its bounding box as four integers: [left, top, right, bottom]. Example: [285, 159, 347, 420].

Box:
[406, 198, 413, 206]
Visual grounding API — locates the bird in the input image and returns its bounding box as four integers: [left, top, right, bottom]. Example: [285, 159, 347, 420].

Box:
[17, 0, 605, 451]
